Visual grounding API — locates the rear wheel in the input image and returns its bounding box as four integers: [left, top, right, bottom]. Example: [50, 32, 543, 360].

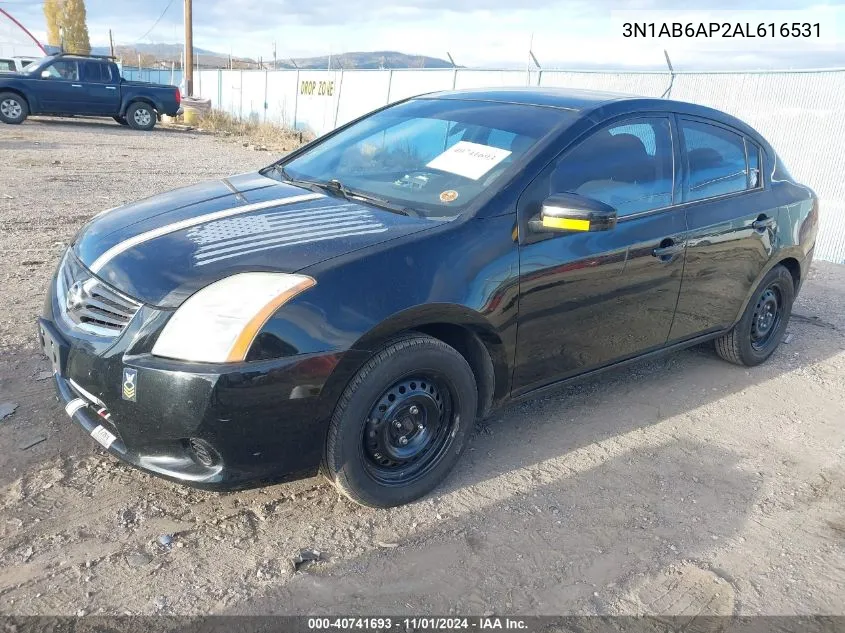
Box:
[715, 264, 794, 366]
[0, 92, 28, 124]
[126, 102, 156, 131]
[324, 334, 477, 508]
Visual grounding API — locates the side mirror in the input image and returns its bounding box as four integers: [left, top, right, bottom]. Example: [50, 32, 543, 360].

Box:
[40, 70, 51, 79]
[534, 193, 617, 233]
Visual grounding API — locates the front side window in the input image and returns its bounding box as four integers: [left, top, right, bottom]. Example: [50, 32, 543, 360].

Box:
[42, 60, 79, 81]
[681, 120, 749, 201]
[275, 99, 574, 218]
[0, 59, 14, 72]
[549, 117, 674, 216]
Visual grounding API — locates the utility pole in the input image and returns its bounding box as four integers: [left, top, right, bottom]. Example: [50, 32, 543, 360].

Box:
[184, 0, 193, 96]
[108, 29, 114, 58]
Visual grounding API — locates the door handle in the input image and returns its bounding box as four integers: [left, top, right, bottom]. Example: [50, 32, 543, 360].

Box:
[71, 84, 82, 88]
[105, 86, 117, 90]
[652, 239, 685, 261]
[752, 215, 775, 231]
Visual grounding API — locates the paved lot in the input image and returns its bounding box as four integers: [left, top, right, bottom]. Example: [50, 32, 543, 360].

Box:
[1, 117, 843, 616]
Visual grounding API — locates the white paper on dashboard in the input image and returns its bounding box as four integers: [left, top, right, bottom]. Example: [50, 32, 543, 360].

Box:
[426, 141, 512, 181]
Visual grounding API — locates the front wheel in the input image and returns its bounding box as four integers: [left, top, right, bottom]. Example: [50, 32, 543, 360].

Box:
[113, 115, 129, 126]
[324, 334, 477, 508]
[126, 102, 156, 131]
[0, 92, 28, 124]
[715, 264, 795, 366]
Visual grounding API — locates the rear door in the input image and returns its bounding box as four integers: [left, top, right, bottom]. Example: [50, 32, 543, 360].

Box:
[668, 116, 776, 341]
[81, 61, 120, 114]
[513, 115, 687, 394]
[33, 59, 86, 113]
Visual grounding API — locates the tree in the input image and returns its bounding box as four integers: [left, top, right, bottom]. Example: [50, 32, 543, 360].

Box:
[43, 0, 63, 47]
[61, 0, 91, 55]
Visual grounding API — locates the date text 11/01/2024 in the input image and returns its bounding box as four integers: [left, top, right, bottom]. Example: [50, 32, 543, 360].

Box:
[622, 22, 821, 38]
[307, 618, 528, 630]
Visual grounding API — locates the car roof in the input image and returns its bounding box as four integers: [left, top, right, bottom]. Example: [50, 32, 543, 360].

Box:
[424, 87, 630, 112]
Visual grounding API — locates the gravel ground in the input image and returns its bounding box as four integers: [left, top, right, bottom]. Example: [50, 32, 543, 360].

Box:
[0, 117, 843, 617]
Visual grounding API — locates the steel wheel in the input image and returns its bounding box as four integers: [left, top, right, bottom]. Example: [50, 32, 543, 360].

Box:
[1, 98, 22, 120]
[362, 374, 456, 485]
[750, 285, 783, 350]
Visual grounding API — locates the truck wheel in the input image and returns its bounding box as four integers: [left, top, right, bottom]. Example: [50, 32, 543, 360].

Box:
[323, 333, 477, 508]
[0, 92, 28, 124]
[126, 102, 156, 131]
[113, 115, 129, 126]
[715, 264, 794, 367]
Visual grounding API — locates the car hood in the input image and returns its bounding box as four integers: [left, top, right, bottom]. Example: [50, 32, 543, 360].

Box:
[73, 171, 436, 308]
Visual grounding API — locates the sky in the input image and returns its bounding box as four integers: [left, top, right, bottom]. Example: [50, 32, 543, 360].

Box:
[2, 0, 845, 69]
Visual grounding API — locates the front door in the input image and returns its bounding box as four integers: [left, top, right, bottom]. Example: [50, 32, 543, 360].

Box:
[513, 116, 687, 394]
[34, 59, 87, 113]
[668, 117, 777, 341]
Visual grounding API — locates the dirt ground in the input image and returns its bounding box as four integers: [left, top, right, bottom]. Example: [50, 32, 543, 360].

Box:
[0, 117, 843, 617]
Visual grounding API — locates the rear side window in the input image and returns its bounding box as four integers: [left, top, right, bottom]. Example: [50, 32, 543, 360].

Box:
[550, 117, 674, 216]
[83, 62, 112, 83]
[681, 120, 749, 201]
[0, 59, 14, 72]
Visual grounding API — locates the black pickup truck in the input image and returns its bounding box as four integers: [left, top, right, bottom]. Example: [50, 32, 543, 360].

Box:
[0, 53, 182, 131]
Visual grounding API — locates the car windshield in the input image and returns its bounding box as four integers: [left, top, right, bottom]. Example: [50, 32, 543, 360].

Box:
[271, 98, 574, 219]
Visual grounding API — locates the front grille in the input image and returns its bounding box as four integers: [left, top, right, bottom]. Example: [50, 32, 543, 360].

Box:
[57, 252, 141, 338]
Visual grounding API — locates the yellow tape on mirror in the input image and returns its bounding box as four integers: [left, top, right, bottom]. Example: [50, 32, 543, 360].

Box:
[542, 216, 591, 231]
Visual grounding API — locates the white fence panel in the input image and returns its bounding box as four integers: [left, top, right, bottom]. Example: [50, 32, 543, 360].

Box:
[540, 71, 669, 97]
[335, 71, 392, 127]
[196, 70, 220, 109]
[293, 70, 343, 136]
[265, 71, 299, 128]
[454, 70, 531, 89]
[387, 69, 454, 102]
[240, 71, 267, 122]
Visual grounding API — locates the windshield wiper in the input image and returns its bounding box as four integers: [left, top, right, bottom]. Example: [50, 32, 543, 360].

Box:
[268, 166, 416, 217]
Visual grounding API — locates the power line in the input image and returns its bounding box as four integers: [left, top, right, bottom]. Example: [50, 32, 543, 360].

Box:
[136, 0, 177, 43]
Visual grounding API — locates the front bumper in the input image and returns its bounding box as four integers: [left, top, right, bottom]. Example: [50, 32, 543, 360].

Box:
[37, 315, 351, 490]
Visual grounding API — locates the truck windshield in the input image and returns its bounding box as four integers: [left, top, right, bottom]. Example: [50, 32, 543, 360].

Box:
[21, 57, 52, 75]
[269, 98, 574, 219]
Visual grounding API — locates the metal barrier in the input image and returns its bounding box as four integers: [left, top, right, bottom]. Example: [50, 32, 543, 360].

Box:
[195, 67, 845, 264]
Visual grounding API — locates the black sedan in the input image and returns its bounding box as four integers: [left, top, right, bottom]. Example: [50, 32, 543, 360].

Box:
[39, 87, 818, 507]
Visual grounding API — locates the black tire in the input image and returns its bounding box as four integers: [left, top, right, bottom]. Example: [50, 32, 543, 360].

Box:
[0, 92, 28, 124]
[113, 115, 129, 126]
[715, 264, 794, 366]
[126, 102, 156, 131]
[324, 334, 477, 508]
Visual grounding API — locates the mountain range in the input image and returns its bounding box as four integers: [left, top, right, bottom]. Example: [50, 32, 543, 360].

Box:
[91, 43, 455, 69]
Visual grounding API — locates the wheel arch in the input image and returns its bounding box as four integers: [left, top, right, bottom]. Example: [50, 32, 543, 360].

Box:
[319, 305, 510, 427]
[732, 251, 804, 324]
[122, 97, 158, 116]
[0, 88, 30, 110]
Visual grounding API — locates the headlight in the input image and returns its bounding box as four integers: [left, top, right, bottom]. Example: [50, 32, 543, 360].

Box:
[152, 272, 315, 363]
